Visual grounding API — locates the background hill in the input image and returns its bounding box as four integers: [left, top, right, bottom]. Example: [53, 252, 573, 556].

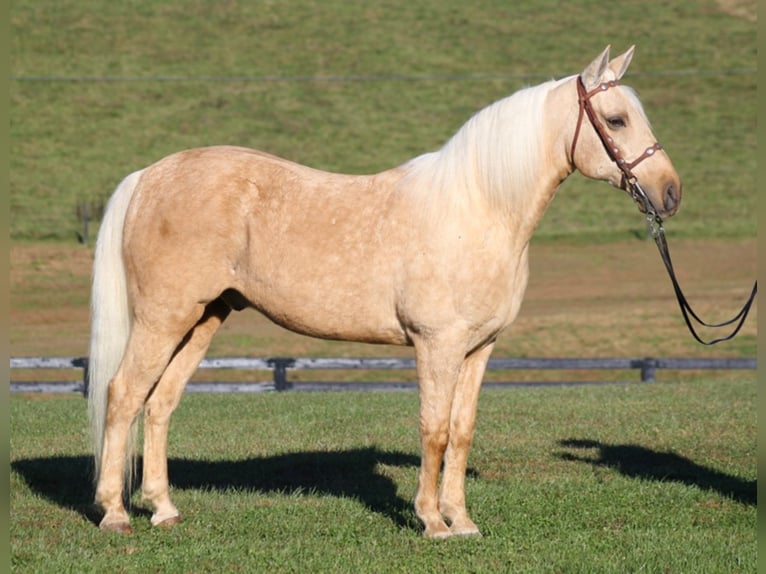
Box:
[10, 0, 756, 242]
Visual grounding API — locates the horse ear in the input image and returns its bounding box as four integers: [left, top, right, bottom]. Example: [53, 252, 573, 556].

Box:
[581, 45, 611, 91]
[609, 45, 635, 80]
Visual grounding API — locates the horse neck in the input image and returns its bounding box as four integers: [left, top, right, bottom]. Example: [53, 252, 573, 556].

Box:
[511, 76, 581, 237]
[399, 77, 578, 244]
[466, 77, 577, 241]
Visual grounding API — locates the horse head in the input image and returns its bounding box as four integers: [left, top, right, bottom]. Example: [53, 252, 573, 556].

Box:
[571, 46, 682, 218]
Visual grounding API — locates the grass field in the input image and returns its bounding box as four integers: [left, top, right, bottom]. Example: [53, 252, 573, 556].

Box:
[11, 379, 755, 572]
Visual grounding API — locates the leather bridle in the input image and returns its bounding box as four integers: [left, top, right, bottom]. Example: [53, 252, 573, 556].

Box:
[571, 77, 663, 204]
[570, 75, 757, 346]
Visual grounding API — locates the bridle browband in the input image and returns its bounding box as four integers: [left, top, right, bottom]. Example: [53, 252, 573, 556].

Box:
[571, 75, 757, 346]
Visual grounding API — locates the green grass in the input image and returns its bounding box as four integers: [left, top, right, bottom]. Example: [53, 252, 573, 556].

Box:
[9, 0, 756, 242]
[11, 379, 755, 572]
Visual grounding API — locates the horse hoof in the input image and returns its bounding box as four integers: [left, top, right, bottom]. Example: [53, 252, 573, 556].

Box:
[423, 522, 452, 539]
[449, 519, 482, 537]
[154, 515, 183, 528]
[99, 521, 133, 535]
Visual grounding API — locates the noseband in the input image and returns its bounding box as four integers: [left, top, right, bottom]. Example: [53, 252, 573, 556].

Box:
[570, 75, 757, 346]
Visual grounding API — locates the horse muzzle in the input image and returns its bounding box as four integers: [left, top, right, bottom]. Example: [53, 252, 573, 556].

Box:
[625, 175, 682, 219]
[659, 178, 682, 217]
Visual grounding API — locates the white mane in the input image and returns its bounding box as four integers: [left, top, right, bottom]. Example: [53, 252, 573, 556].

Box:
[400, 78, 563, 216]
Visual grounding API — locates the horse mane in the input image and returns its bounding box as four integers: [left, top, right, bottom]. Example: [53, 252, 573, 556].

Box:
[621, 85, 651, 126]
[400, 77, 564, 217]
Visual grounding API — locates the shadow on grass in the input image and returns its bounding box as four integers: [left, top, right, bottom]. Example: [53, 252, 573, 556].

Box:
[12, 447, 423, 529]
[556, 438, 756, 506]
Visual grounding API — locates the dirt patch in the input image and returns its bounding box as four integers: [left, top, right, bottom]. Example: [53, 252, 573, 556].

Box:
[716, 0, 756, 21]
[514, 238, 757, 356]
[9, 238, 757, 382]
[10, 243, 93, 357]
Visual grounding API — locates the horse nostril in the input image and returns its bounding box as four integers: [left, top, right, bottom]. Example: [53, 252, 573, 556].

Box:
[664, 182, 679, 213]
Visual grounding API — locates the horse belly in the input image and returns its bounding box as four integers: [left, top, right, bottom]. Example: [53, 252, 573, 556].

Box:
[238, 216, 410, 345]
[243, 270, 409, 345]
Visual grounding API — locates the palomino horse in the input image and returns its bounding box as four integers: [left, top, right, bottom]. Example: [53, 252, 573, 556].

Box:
[89, 45, 681, 537]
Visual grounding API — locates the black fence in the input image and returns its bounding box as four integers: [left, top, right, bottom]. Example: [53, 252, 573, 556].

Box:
[9, 356, 756, 395]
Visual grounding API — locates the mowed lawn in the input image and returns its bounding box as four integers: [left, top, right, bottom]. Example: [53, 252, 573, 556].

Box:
[11, 379, 755, 573]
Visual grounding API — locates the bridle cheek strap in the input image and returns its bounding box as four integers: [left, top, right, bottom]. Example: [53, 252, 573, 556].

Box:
[571, 77, 662, 189]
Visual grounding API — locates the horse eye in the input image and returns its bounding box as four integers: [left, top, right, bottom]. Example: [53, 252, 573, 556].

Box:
[606, 116, 626, 129]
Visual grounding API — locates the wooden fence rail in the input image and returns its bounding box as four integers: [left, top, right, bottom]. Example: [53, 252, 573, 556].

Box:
[9, 356, 757, 394]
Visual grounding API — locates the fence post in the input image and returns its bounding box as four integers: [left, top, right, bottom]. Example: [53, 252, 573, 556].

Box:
[640, 358, 657, 382]
[82, 358, 89, 398]
[269, 358, 295, 391]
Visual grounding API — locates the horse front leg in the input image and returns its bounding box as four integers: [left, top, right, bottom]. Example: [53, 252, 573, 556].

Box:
[439, 342, 494, 537]
[142, 299, 230, 527]
[413, 337, 465, 539]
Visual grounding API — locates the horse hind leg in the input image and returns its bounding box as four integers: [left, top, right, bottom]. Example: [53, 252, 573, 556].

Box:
[438, 342, 494, 537]
[141, 298, 231, 528]
[95, 304, 207, 533]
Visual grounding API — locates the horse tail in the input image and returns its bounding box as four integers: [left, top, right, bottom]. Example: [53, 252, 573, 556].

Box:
[88, 169, 143, 487]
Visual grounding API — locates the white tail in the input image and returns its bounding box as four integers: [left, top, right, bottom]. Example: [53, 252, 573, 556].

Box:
[88, 169, 144, 485]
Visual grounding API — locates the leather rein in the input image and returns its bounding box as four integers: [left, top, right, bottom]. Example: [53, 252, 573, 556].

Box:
[571, 76, 757, 345]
